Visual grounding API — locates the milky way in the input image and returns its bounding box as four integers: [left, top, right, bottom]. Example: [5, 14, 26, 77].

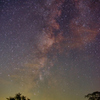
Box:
[0, 0, 100, 100]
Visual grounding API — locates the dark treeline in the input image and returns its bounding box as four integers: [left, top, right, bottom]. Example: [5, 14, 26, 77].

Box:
[6, 91, 100, 100]
[6, 93, 30, 100]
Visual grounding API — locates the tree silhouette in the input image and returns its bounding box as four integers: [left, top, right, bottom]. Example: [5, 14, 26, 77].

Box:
[85, 91, 100, 100]
[6, 97, 15, 100]
[15, 93, 21, 100]
[6, 93, 30, 100]
[21, 96, 26, 100]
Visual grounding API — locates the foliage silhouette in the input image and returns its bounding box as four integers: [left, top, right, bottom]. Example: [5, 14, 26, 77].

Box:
[6, 93, 30, 100]
[21, 96, 26, 100]
[7, 97, 15, 100]
[85, 91, 100, 100]
[15, 93, 21, 100]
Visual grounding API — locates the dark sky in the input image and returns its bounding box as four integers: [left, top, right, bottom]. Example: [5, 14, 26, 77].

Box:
[0, 0, 100, 100]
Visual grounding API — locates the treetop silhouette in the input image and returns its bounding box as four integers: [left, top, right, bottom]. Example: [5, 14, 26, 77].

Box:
[6, 93, 30, 100]
[85, 91, 100, 100]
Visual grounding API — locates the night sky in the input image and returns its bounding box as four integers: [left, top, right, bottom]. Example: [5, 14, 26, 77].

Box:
[0, 0, 100, 100]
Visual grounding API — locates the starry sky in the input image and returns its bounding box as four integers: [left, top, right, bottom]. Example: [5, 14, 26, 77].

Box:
[0, 0, 100, 100]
